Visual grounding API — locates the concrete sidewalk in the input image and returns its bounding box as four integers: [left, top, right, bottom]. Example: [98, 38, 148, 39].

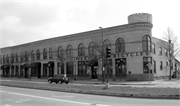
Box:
[1, 77, 179, 87]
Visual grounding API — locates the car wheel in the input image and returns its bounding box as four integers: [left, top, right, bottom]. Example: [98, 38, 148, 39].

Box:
[48, 80, 52, 84]
[56, 81, 59, 84]
[65, 82, 68, 84]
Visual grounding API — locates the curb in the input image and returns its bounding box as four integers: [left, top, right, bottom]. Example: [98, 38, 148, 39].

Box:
[1, 83, 179, 100]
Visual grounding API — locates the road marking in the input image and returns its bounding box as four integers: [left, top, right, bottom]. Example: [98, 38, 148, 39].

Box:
[0, 90, 111, 106]
[4, 104, 11, 106]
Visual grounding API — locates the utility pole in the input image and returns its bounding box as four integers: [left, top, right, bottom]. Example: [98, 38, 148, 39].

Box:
[99, 27, 105, 83]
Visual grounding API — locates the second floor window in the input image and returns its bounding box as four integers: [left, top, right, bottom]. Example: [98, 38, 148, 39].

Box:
[49, 48, 53, 59]
[36, 50, 40, 60]
[78, 43, 85, 56]
[67, 45, 73, 58]
[152, 43, 155, 54]
[31, 51, 35, 61]
[142, 35, 151, 51]
[58, 46, 64, 60]
[159, 47, 162, 55]
[115, 37, 125, 53]
[89, 42, 96, 56]
[43, 49, 47, 59]
[25, 52, 28, 62]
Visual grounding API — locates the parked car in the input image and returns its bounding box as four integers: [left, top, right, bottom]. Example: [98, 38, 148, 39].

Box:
[48, 74, 70, 84]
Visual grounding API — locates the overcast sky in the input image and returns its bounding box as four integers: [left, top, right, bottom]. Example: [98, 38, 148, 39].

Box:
[1, 0, 180, 49]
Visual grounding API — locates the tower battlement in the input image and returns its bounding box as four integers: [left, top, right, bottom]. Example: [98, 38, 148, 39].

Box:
[128, 13, 152, 24]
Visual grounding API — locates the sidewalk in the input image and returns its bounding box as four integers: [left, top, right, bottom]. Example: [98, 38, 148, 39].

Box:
[1, 77, 179, 87]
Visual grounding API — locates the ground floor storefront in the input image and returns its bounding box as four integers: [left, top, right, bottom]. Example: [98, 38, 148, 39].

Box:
[0, 52, 156, 81]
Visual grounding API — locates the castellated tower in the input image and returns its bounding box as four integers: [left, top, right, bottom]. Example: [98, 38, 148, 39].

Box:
[128, 13, 152, 24]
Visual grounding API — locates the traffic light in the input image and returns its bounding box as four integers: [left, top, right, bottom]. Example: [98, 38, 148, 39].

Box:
[106, 47, 111, 58]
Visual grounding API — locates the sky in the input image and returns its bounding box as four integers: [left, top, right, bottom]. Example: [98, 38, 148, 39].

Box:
[0, 0, 180, 49]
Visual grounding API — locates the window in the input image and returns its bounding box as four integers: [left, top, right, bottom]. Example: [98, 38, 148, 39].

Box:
[66, 45, 73, 58]
[152, 43, 155, 54]
[89, 42, 96, 55]
[6, 54, 9, 63]
[103, 39, 111, 54]
[31, 51, 35, 61]
[166, 61, 168, 66]
[43, 49, 47, 59]
[165, 49, 168, 56]
[143, 57, 152, 73]
[3, 55, 5, 63]
[160, 61, 163, 70]
[159, 47, 162, 55]
[11, 54, 14, 63]
[15, 53, 18, 62]
[78, 61, 89, 76]
[20, 52, 24, 62]
[78, 43, 85, 56]
[49, 48, 53, 59]
[115, 37, 125, 52]
[58, 46, 64, 60]
[36, 50, 40, 60]
[142, 35, 151, 51]
[153, 60, 156, 74]
[25, 51, 28, 62]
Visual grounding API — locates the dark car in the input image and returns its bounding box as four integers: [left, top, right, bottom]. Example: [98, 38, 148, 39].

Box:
[48, 74, 70, 84]
[172, 72, 176, 78]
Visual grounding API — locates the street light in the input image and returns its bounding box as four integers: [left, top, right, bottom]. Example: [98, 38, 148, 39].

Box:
[99, 27, 105, 83]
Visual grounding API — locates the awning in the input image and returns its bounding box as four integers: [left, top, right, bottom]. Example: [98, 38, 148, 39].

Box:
[89, 59, 98, 66]
[47, 61, 54, 67]
[30, 62, 41, 68]
[22, 63, 31, 68]
[1, 65, 10, 69]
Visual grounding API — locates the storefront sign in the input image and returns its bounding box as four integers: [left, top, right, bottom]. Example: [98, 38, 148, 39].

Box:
[117, 52, 150, 58]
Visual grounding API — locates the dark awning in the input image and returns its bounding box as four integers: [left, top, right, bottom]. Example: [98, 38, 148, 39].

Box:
[30, 62, 41, 68]
[89, 59, 98, 66]
[1, 65, 10, 69]
[48, 61, 54, 67]
[23, 63, 31, 68]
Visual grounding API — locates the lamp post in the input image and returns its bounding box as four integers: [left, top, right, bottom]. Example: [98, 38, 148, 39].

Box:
[99, 27, 105, 83]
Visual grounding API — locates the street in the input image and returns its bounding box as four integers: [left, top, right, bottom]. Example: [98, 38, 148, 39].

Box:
[0, 86, 179, 106]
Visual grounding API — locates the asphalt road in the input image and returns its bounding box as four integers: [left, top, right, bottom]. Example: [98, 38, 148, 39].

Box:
[0, 86, 179, 106]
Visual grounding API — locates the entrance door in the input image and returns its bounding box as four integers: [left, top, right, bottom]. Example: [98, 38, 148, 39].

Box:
[115, 58, 127, 77]
[91, 66, 97, 79]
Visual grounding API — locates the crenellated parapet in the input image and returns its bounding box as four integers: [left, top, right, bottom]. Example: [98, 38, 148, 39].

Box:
[128, 13, 152, 24]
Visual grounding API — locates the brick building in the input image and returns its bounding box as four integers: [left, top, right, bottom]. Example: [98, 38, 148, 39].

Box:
[0, 13, 177, 81]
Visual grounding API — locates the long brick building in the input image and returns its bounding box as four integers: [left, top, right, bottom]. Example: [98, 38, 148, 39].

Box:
[0, 13, 178, 81]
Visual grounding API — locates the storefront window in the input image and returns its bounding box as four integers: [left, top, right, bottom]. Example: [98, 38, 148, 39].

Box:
[115, 58, 126, 76]
[78, 61, 89, 77]
[143, 57, 152, 73]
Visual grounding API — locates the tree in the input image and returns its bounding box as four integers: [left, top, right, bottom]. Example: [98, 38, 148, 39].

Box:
[159, 27, 180, 80]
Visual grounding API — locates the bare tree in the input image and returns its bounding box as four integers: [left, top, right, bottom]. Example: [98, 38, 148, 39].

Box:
[159, 27, 180, 80]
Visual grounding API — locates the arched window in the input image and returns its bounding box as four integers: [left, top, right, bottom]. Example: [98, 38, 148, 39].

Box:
[11, 54, 14, 63]
[103, 39, 111, 54]
[58, 46, 64, 60]
[115, 37, 125, 53]
[89, 42, 96, 55]
[43, 49, 47, 59]
[78, 43, 85, 56]
[142, 35, 151, 51]
[3, 55, 5, 63]
[6, 54, 9, 63]
[49, 48, 53, 59]
[20, 52, 24, 62]
[66, 45, 73, 58]
[36, 50, 40, 60]
[25, 51, 28, 62]
[31, 51, 35, 61]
